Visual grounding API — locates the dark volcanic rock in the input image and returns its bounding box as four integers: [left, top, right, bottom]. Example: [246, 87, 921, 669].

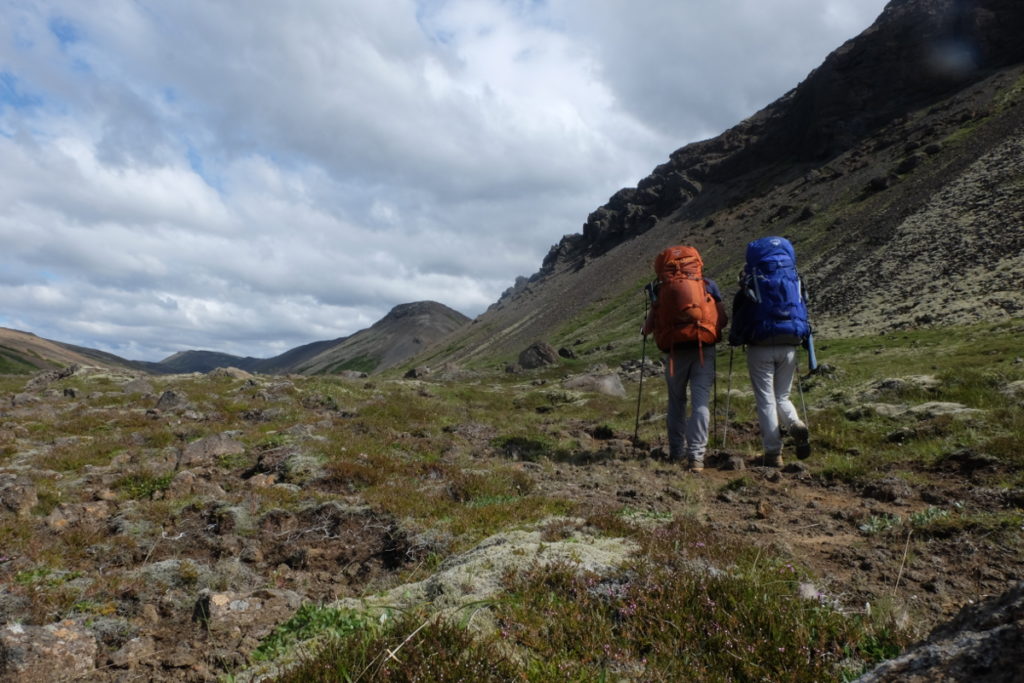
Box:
[856, 581, 1024, 682]
[518, 342, 560, 370]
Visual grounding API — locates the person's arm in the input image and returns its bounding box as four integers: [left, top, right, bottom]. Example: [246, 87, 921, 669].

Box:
[641, 307, 655, 336]
[706, 279, 729, 328]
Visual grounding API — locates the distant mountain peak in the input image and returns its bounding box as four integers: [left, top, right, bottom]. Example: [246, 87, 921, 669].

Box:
[384, 301, 464, 321]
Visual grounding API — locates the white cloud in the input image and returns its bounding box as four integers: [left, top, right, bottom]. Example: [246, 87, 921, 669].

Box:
[0, 0, 888, 361]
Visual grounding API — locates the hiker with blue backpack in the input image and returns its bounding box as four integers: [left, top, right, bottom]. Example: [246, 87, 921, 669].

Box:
[641, 245, 727, 473]
[729, 236, 813, 467]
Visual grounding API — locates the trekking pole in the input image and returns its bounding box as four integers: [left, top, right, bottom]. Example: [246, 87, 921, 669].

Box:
[796, 352, 811, 431]
[713, 356, 718, 448]
[722, 346, 734, 448]
[800, 327, 820, 426]
[633, 294, 650, 446]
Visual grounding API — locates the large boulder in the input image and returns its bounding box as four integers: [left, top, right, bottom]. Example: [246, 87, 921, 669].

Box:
[518, 342, 560, 370]
[856, 581, 1024, 682]
[178, 432, 246, 468]
[154, 389, 190, 411]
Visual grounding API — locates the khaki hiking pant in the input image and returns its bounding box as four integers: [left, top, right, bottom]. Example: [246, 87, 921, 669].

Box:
[664, 345, 715, 464]
[746, 344, 802, 455]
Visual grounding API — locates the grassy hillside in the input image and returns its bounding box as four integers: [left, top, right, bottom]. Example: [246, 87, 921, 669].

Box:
[409, 62, 1024, 376]
[0, 345, 42, 374]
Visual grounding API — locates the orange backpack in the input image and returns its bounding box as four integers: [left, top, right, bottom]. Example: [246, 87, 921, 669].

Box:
[651, 245, 721, 353]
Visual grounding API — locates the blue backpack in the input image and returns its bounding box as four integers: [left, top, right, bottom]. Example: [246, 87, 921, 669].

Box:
[741, 236, 810, 343]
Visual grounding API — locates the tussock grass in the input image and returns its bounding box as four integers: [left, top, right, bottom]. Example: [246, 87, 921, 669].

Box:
[275, 522, 909, 681]
[275, 607, 521, 682]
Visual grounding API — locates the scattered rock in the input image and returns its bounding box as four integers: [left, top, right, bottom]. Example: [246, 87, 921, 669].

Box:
[518, 342, 560, 369]
[886, 426, 917, 443]
[896, 153, 925, 174]
[338, 370, 369, 379]
[155, 390, 189, 411]
[1000, 380, 1024, 398]
[107, 636, 156, 670]
[192, 588, 303, 640]
[906, 402, 982, 419]
[278, 453, 325, 485]
[45, 501, 115, 532]
[863, 376, 941, 399]
[782, 462, 809, 476]
[562, 373, 627, 398]
[23, 365, 80, 392]
[178, 432, 246, 468]
[167, 469, 228, 498]
[867, 175, 891, 192]
[0, 475, 37, 517]
[122, 378, 155, 395]
[10, 394, 40, 408]
[862, 477, 913, 503]
[0, 619, 98, 681]
[846, 403, 907, 419]
[937, 449, 1001, 475]
[209, 367, 255, 380]
[335, 523, 638, 626]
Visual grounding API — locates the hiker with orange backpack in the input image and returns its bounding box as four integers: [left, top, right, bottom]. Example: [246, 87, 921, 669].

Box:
[641, 245, 727, 473]
[729, 236, 812, 467]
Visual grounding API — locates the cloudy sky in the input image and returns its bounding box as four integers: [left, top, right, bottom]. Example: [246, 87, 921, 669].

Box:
[1, 0, 888, 362]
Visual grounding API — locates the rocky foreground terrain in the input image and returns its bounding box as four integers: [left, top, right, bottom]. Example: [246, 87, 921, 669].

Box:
[1, 323, 1021, 680]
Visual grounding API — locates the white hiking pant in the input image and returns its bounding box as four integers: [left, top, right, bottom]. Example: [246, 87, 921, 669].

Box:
[664, 346, 715, 464]
[746, 344, 801, 455]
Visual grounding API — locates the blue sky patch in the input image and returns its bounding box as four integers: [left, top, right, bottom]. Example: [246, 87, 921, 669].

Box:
[0, 72, 43, 109]
[48, 16, 80, 46]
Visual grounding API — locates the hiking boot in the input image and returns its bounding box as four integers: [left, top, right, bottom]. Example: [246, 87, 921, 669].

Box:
[761, 452, 784, 468]
[790, 422, 811, 460]
[687, 459, 704, 474]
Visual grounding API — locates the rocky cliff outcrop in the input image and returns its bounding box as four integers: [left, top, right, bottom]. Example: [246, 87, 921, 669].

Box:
[539, 0, 1024, 275]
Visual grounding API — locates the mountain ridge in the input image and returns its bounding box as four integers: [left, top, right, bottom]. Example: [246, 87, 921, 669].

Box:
[0, 301, 469, 376]
[413, 0, 1024, 371]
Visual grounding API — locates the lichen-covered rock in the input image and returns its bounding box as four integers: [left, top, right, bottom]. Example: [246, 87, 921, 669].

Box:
[121, 377, 155, 395]
[209, 366, 255, 380]
[562, 373, 627, 398]
[0, 475, 37, 517]
[0, 619, 98, 682]
[192, 588, 303, 639]
[44, 501, 115, 532]
[167, 469, 227, 498]
[178, 432, 245, 468]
